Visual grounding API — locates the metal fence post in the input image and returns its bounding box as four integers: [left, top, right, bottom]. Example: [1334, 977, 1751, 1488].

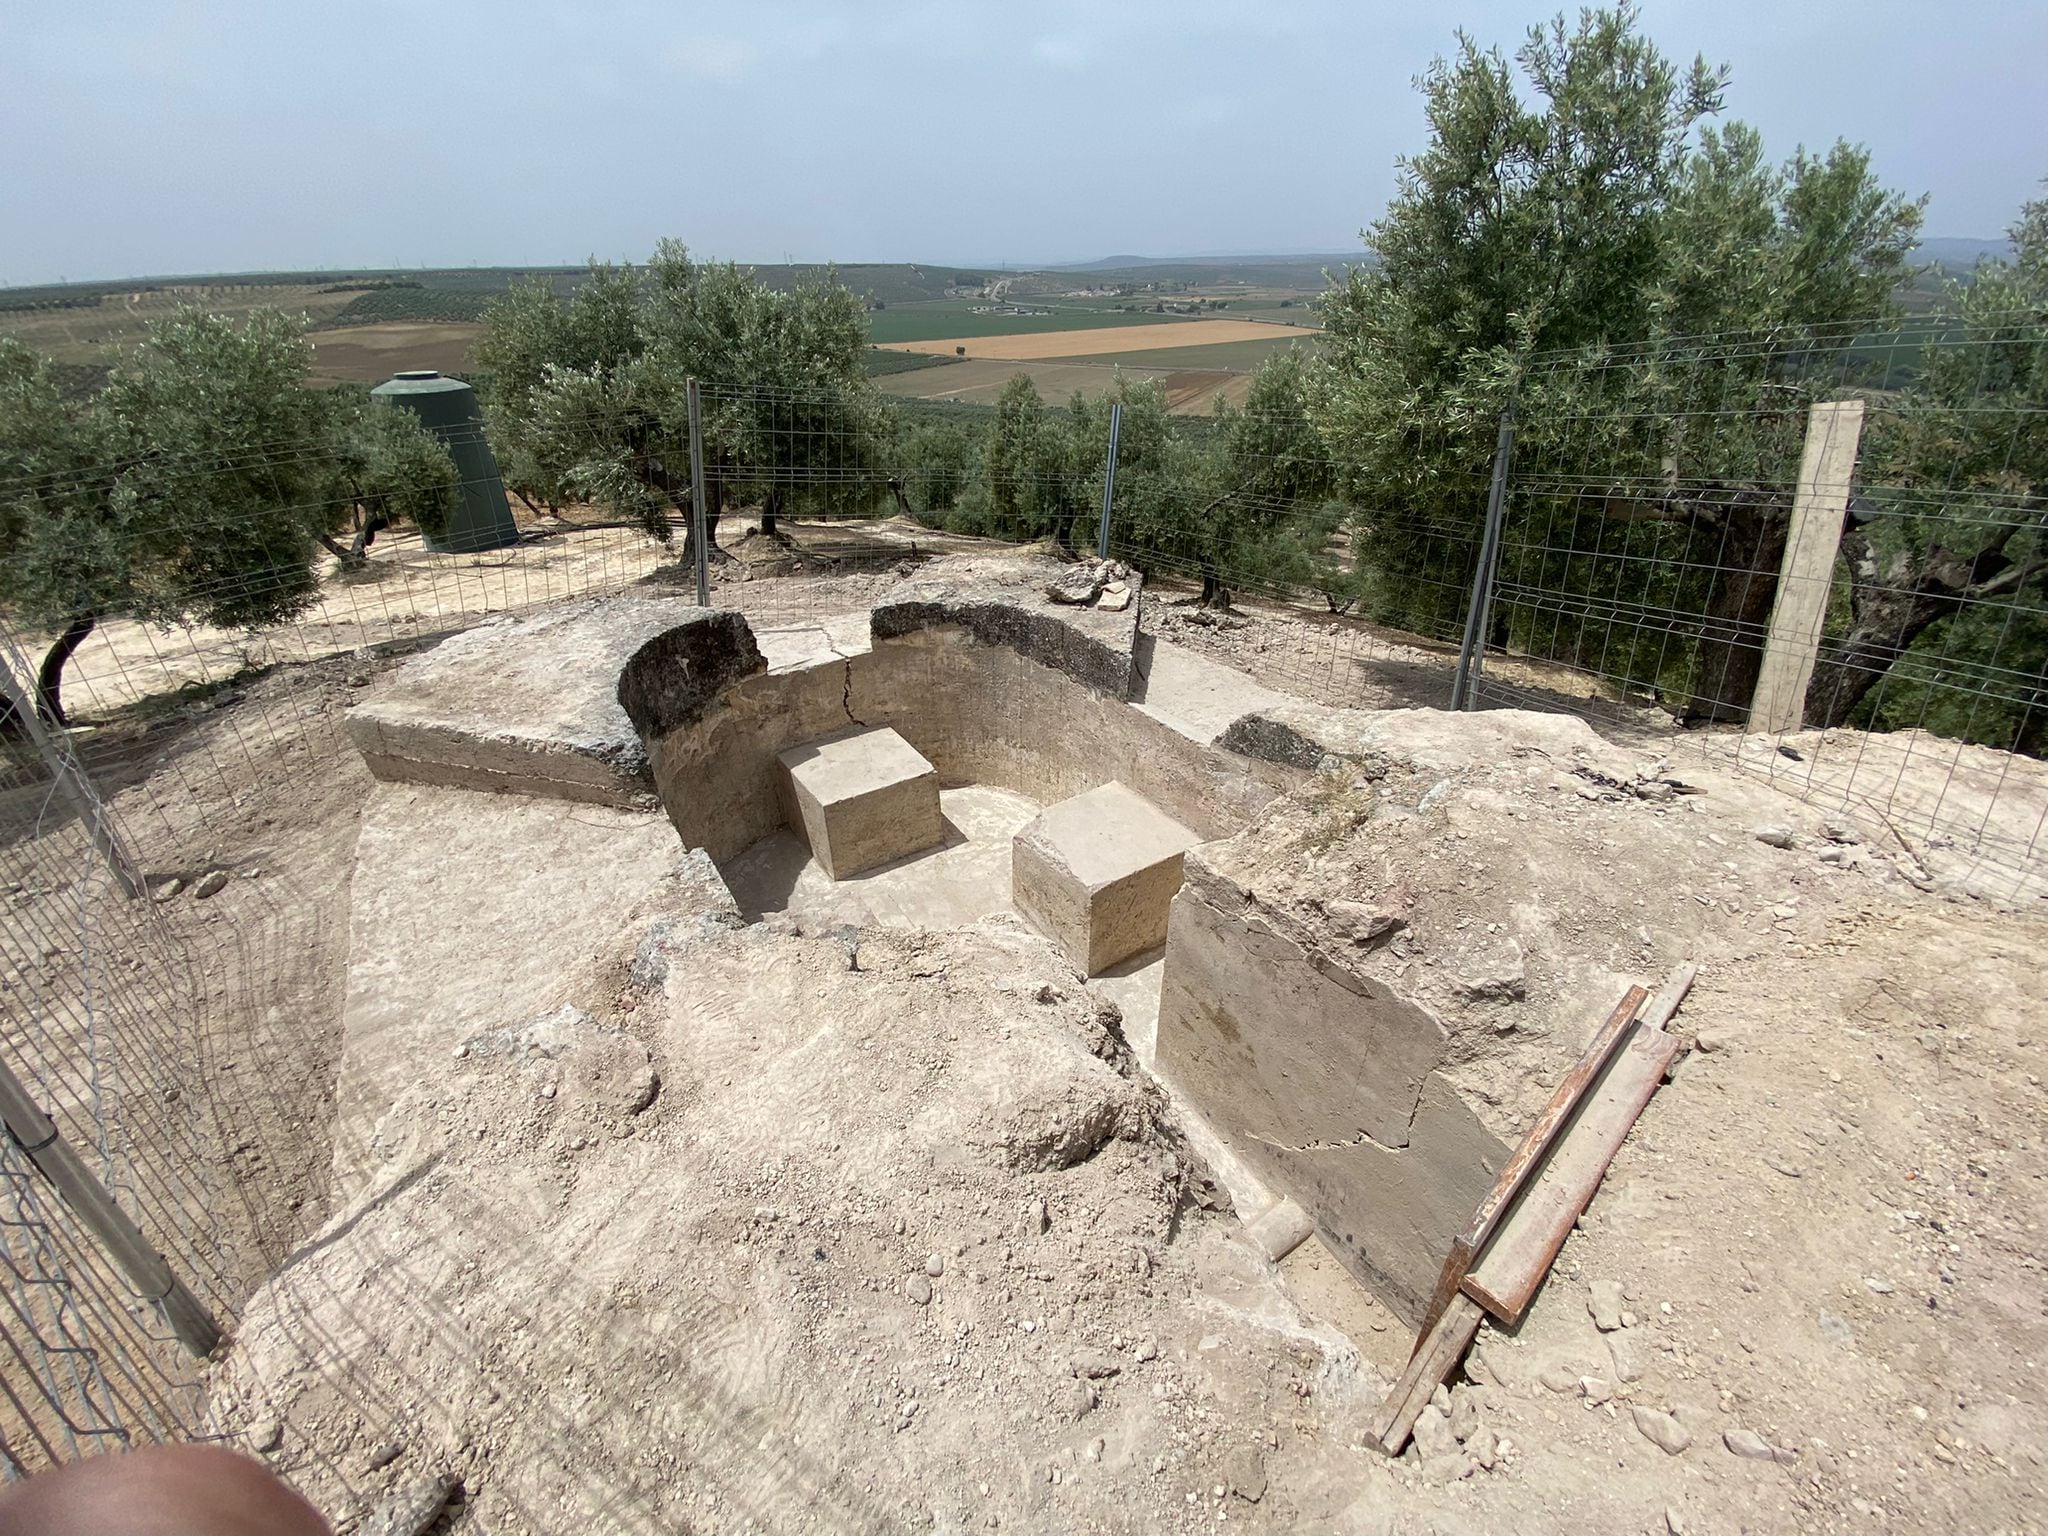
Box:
[686, 378, 710, 607]
[0, 636, 144, 901]
[1450, 408, 1517, 711]
[0, 1057, 219, 1357]
[1096, 402, 1123, 561]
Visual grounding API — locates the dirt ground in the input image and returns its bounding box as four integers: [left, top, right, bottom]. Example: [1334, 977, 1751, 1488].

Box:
[9, 564, 2045, 1531]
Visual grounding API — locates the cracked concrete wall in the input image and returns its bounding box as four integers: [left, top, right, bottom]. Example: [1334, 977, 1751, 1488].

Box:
[1155, 851, 1507, 1325]
[642, 625, 1299, 864]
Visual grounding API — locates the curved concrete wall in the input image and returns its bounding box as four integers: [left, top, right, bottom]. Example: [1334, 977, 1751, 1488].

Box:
[638, 624, 1297, 866]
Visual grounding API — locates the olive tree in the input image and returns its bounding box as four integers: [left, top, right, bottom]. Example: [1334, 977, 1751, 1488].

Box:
[478, 242, 886, 568]
[1, 310, 442, 725]
[1309, 3, 1920, 717]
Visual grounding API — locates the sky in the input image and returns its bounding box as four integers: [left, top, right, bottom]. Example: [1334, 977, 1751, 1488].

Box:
[2, 0, 2042, 286]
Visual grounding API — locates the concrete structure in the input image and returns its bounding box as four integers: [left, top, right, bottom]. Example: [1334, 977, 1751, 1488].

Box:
[777, 727, 943, 880]
[1751, 399, 1867, 734]
[1012, 781, 1200, 975]
[1155, 851, 1509, 1325]
[346, 599, 759, 807]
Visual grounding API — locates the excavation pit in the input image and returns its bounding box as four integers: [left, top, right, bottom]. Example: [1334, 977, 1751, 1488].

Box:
[340, 561, 1637, 1337]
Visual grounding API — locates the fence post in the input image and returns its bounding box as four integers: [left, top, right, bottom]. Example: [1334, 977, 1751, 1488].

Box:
[1749, 399, 1866, 735]
[0, 1056, 219, 1357]
[1096, 402, 1123, 561]
[0, 637, 144, 901]
[685, 378, 710, 608]
[1450, 408, 1517, 711]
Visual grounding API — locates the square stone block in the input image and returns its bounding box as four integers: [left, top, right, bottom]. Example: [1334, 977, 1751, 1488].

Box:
[777, 727, 943, 881]
[1012, 781, 1201, 975]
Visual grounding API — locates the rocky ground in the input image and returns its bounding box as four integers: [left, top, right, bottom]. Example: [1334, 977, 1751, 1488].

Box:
[23, 570, 2040, 1534]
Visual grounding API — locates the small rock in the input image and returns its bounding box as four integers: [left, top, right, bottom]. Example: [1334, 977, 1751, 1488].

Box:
[1589, 1279, 1626, 1332]
[1863, 1276, 1894, 1295]
[1580, 1375, 1615, 1405]
[1606, 1333, 1645, 1383]
[1455, 941, 1526, 1002]
[1635, 780, 1676, 803]
[1095, 584, 1132, 612]
[1025, 1196, 1050, 1236]
[925, 1253, 945, 1278]
[150, 877, 184, 903]
[1633, 1407, 1692, 1456]
[1326, 898, 1407, 947]
[1754, 826, 1795, 849]
[1412, 1405, 1459, 1461]
[1135, 1340, 1158, 1363]
[1447, 1385, 1482, 1443]
[1060, 1379, 1096, 1420]
[1070, 1352, 1122, 1380]
[1693, 1028, 1728, 1053]
[1763, 1154, 1803, 1178]
[1821, 818, 1860, 844]
[1419, 1453, 1476, 1484]
[192, 870, 229, 900]
[246, 1416, 282, 1453]
[1223, 1447, 1266, 1503]
[365, 1439, 404, 1472]
[1539, 1365, 1580, 1394]
[362, 1473, 458, 1536]
[1665, 1507, 1689, 1536]
[1468, 1425, 1499, 1470]
[1724, 1428, 1778, 1461]
[1046, 564, 1110, 605]
[906, 1274, 933, 1306]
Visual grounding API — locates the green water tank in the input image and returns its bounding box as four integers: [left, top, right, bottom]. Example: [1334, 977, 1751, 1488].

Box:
[370, 370, 522, 554]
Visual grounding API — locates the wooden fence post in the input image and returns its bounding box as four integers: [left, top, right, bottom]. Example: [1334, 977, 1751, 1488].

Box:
[1750, 399, 1866, 735]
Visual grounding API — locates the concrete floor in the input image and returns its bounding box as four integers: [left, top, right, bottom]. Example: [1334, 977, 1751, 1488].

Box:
[721, 784, 1040, 928]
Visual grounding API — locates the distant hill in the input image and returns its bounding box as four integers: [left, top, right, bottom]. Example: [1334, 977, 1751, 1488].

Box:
[1914, 237, 2013, 271]
[1051, 253, 1366, 272]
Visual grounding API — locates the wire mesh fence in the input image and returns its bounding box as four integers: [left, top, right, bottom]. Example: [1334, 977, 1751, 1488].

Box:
[0, 311, 2043, 1474]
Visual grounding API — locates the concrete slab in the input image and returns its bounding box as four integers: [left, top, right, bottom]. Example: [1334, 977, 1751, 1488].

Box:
[777, 726, 943, 880]
[346, 597, 760, 807]
[1013, 781, 1200, 975]
[751, 611, 873, 674]
[334, 781, 683, 1195]
[722, 785, 1038, 927]
[1130, 633, 1289, 742]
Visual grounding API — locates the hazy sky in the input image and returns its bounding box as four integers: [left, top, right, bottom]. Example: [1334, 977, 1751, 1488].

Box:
[3, 0, 2042, 285]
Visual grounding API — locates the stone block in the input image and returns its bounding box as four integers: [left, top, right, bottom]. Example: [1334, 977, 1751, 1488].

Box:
[346, 597, 761, 807]
[777, 727, 942, 880]
[1012, 781, 1200, 975]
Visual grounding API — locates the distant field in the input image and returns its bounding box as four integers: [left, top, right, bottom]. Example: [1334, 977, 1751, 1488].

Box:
[862, 348, 961, 377]
[1045, 335, 1315, 371]
[878, 319, 1313, 362]
[1228, 304, 1323, 327]
[872, 357, 1251, 415]
[0, 282, 360, 365]
[308, 322, 481, 385]
[866, 300, 1174, 344]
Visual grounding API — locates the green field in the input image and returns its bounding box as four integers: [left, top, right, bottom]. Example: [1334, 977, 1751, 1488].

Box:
[862, 348, 962, 377]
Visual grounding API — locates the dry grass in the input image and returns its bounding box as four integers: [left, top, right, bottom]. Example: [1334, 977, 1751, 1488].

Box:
[306, 321, 482, 385]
